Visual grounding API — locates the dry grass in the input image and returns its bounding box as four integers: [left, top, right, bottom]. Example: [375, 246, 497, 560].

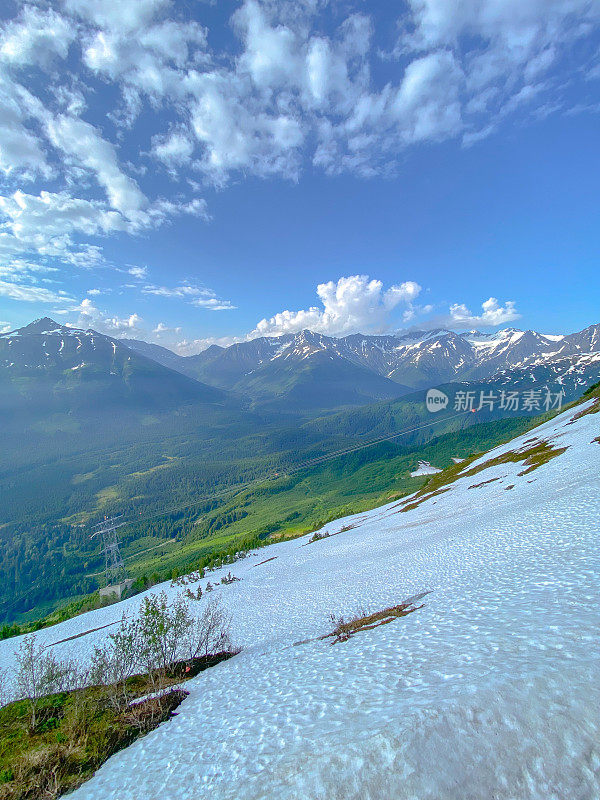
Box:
[396, 438, 568, 513]
[0, 689, 186, 800]
[393, 385, 600, 516]
[568, 396, 600, 422]
[328, 600, 424, 644]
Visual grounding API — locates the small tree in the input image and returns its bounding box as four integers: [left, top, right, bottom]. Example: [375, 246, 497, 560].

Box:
[185, 597, 232, 660]
[14, 635, 73, 729]
[90, 612, 142, 709]
[86, 592, 235, 707]
[0, 666, 12, 709]
[135, 592, 192, 687]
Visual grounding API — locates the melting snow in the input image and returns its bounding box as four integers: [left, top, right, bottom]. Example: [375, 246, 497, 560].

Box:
[1, 403, 600, 799]
[410, 460, 442, 476]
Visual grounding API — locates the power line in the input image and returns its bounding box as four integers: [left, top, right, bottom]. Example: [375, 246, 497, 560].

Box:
[112, 409, 472, 527]
[1, 409, 472, 614]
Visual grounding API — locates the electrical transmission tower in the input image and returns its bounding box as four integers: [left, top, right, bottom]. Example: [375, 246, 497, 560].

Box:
[91, 516, 127, 587]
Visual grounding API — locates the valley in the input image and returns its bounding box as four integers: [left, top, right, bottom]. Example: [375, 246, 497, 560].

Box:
[1, 318, 599, 628]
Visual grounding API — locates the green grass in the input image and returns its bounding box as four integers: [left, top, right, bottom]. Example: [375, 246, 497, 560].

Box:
[2, 414, 538, 636]
[0, 654, 234, 800]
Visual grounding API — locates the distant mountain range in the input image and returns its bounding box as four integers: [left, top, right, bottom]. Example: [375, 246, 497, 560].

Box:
[122, 323, 600, 409]
[0, 317, 225, 417]
[1, 318, 599, 418]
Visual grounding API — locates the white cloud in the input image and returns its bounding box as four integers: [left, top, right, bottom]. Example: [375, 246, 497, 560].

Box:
[448, 297, 521, 327]
[0, 189, 125, 263]
[188, 72, 304, 184]
[64, 0, 169, 34]
[0, 279, 72, 304]
[166, 279, 521, 354]
[0, 69, 51, 179]
[391, 51, 464, 144]
[128, 266, 148, 279]
[152, 132, 195, 168]
[142, 283, 209, 299]
[0, 258, 70, 305]
[46, 115, 147, 219]
[0, 6, 75, 67]
[192, 297, 236, 311]
[398, 0, 600, 143]
[174, 333, 243, 356]
[142, 282, 235, 311]
[402, 0, 597, 60]
[0, 258, 58, 279]
[252, 275, 422, 337]
[69, 297, 144, 335]
[0, 186, 207, 268]
[0, 0, 595, 330]
[152, 321, 182, 339]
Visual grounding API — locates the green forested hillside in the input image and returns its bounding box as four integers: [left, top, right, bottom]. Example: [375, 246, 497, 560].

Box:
[1, 408, 536, 626]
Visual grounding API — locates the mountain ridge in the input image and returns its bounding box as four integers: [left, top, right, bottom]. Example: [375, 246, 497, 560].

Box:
[0, 317, 228, 415]
[121, 322, 600, 407]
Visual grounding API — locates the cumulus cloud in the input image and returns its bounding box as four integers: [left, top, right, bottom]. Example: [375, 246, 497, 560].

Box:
[166, 279, 520, 354]
[0, 189, 124, 264]
[0, 187, 208, 267]
[252, 275, 422, 337]
[152, 131, 195, 169]
[0, 6, 75, 67]
[0, 70, 51, 179]
[448, 297, 521, 327]
[153, 321, 180, 334]
[1, 0, 598, 194]
[193, 297, 237, 311]
[174, 333, 245, 356]
[46, 116, 147, 219]
[64, 0, 169, 33]
[68, 297, 144, 335]
[398, 0, 600, 143]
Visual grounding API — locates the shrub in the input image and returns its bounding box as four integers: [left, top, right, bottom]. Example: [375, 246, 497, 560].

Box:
[309, 530, 330, 544]
[15, 636, 78, 730]
[91, 592, 233, 700]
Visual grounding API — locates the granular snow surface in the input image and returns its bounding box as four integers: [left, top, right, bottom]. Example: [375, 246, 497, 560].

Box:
[2, 402, 600, 799]
[410, 459, 442, 476]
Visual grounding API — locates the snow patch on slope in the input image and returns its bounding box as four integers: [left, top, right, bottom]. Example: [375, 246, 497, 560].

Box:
[1, 402, 599, 799]
[410, 460, 442, 476]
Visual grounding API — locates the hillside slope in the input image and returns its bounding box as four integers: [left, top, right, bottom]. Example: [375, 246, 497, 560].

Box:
[2, 388, 599, 799]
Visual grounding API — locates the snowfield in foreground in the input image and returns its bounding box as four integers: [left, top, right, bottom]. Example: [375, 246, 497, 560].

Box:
[2, 401, 600, 799]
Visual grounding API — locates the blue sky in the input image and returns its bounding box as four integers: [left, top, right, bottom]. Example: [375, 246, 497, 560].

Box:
[0, 0, 599, 352]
